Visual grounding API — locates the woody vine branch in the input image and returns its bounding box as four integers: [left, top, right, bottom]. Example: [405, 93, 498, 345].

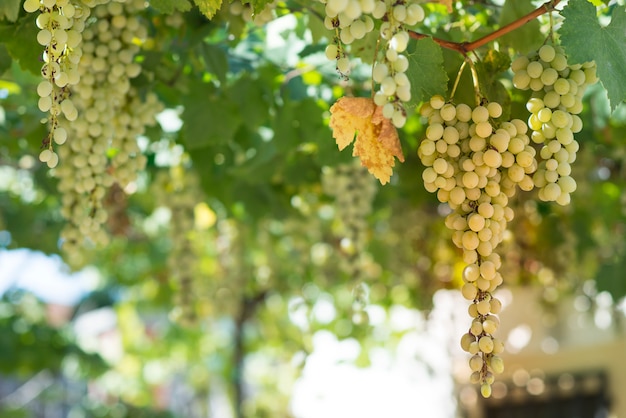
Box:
[408, 0, 563, 54]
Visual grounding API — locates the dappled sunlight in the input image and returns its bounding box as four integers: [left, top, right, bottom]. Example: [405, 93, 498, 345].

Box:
[0, 0, 625, 416]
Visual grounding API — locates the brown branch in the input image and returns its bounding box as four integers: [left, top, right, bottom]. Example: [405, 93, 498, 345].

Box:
[232, 290, 269, 418]
[409, 0, 562, 54]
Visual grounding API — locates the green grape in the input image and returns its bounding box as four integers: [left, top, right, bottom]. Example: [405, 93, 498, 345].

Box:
[418, 98, 536, 394]
[512, 45, 597, 205]
[538, 44, 556, 62]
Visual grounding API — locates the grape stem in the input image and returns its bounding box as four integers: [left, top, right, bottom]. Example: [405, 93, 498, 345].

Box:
[408, 0, 562, 54]
[371, 37, 382, 99]
[466, 57, 482, 106]
[449, 60, 467, 101]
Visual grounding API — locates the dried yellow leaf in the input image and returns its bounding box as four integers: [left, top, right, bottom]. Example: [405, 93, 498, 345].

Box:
[329, 97, 404, 185]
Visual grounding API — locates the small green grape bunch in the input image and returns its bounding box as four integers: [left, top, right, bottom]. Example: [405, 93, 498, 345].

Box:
[322, 162, 377, 277]
[154, 167, 204, 326]
[320, 0, 378, 76]
[511, 44, 598, 205]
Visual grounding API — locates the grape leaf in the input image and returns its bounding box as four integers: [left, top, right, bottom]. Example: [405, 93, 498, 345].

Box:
[181, 81, 242, 149]
[0, 45, 11, 75]
[407, 37, 448, 104]
[230, 76, 268, 131]
[307, 9, 329, 44]
[329, 97, 404, 184]
[244, 0, 272, 14]
[0, 0, 20, 22]
[193, 0, 222, 19]
[350, 29, 380, 65]
[0, 15, 41, 75]
[499, 0, 543, 54]
[148, 0, 192, 14]
[476, 50, 512, 119]
[596, 259, 626, 301]
[560, 0, 626, 111]
[201, 43, 228, 83]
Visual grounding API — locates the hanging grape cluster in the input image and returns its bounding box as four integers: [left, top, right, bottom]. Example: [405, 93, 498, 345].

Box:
[153, 167, 204, 326]
[50, 0, 162, 266]
[322, 163, 377, 274]
[417, 39, 598, 395]
[512, 44, 598, 205]
[320, 0, 425, 128]
[23, 0, 94, 168]
[322, 162, 377, 314]
[418, 95, 537, 397]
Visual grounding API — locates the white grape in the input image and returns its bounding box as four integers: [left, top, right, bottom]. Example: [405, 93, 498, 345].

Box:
[418, 98, 539, 396]
[512, 45, 596, 205]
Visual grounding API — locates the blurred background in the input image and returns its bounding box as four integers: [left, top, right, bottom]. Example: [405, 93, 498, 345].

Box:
[1, 0, 626, 417]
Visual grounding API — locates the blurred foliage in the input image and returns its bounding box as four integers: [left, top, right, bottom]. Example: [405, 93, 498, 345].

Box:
[0, 0, 625, 416]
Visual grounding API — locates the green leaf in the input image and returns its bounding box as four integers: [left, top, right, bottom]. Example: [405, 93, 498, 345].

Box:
[0, 44, 12, 75]
[596, 258, 626, 300]
[193, 0, 222, 19]
[499, 0, 543, 54]
[0, 15, 41, 75]
[476, 50, 512, 119]
[560, 0, 626, 111]
[230, 76, 269, 131]
[201, 43, 228, 83]
[228, 136, 279, 184]
[407, 37, 448, 104]
[0, 0, 20, 22]
[149, 0, 192, 14]
[350, 29, 379, 65]
[244, 0, 272, 14]
[272, 100, 299, 153]
[307, 11, 329, 44]
[181, 81, 242, 149]
[482, 49, 511, 75]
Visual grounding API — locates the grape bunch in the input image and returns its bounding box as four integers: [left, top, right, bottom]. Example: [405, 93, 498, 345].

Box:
[418, 95, 538, 397]
[512, 44, 598, 205]
[320, 0, 424, 128]
[55, 0, 162, 266]
[371, 1, 424, 128]
[23, 0, 92, 168]
[322, 162, 377, 314]
[322, 162, 377, 278]
[321, 0, 377, 75]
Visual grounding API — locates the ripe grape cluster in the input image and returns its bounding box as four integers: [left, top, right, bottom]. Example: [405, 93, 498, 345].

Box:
[418, 95, 538, 397]
[23, 0, 92, 168]
[320, 0, 425, 128]
[54, 0, 162, 266]
[512, 44, 598, 205]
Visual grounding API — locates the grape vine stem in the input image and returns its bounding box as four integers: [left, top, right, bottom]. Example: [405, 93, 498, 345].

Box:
[408, 0, 562, 54]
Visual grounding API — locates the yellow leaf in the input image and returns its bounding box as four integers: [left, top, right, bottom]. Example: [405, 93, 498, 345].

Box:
[329, 97, 404, 185]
